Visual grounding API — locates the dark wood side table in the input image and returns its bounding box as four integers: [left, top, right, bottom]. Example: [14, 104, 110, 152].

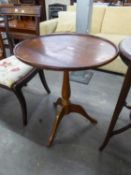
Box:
[14, 33, 118, 146]
[100, 37, 131, 151]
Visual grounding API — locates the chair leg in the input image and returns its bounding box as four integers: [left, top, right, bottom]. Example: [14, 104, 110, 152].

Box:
[99, 67, 131, 151]
[13, 87, 27, 126]
[38, 70, 51, 94]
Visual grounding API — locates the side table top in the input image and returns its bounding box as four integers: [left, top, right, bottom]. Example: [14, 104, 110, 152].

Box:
[14, 33, 118, 71]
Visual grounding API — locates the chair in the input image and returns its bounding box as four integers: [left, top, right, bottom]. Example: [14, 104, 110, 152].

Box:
[0, 32, 50, 126]
[0, 5, 50, 92]
[100, 37, 131, 151]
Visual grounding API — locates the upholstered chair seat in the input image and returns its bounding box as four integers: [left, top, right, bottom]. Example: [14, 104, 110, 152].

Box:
[0, 55, 32, 87]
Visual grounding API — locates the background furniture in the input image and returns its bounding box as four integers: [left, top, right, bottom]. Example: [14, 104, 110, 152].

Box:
[100, 37, 131, 150]
[14, 33, 118, 146]
[0, 0, 76, 21]
[36, 0, 48, 20]
[0, 5, 41, 54]
[0, 32, 50, 126]
[0, 32, 5, 59]
[18, 0, 76, 21]
[40, 5, 131, 75]
[19, 0, 34, 4]
[5, 0, 46, 21]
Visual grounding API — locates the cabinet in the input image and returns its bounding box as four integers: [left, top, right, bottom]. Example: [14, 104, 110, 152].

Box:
[19, 0, 46, 20]
[12, 0, 75, 20]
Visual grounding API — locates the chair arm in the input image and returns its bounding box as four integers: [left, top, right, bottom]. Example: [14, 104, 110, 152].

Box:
[40, 18, 58, 35]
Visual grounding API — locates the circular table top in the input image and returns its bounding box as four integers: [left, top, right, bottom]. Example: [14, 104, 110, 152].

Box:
[14, 33, 118, 71]
[119, 37, 131, 66]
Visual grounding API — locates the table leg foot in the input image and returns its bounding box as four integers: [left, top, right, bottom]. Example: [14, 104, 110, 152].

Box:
[47, 107, 65, 147]
[48, 102, 97, 146]
[69, 104, 97, 124]
[54, 98, 62, 107]
[99, 135, 111, 151]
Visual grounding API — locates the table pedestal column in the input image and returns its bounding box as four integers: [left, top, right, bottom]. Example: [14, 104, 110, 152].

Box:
[48, 71, 97, 146]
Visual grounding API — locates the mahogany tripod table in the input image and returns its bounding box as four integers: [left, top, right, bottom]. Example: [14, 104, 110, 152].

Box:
[14, 33, 118, 146]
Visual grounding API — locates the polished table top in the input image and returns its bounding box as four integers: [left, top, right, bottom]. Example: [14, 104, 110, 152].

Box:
[14, 33, 118, 71]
